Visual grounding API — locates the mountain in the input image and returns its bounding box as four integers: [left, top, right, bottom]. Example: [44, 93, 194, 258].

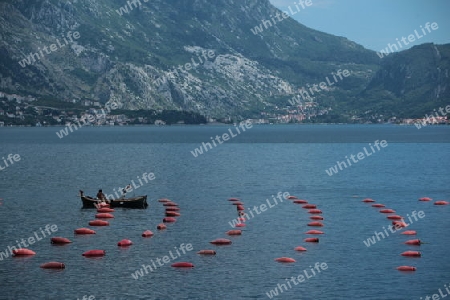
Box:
[0, 0, 448, 122]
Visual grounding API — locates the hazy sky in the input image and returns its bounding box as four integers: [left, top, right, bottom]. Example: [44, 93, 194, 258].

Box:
[269, 0, 450, 52]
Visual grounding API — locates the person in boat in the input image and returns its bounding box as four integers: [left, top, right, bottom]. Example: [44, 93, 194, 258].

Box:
[96, 189, 106, 201]
[121, 184, 132, 199]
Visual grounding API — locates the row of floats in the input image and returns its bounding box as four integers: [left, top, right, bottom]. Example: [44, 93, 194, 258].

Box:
[274, 195, 324, 263]
[10, 199, 199, 269]
[362, 196, 448, 272]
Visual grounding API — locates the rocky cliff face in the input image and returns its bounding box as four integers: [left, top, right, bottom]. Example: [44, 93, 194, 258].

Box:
[0, 0, 447, 119]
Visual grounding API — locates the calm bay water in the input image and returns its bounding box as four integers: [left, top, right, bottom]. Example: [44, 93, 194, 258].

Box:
[0, 125, 449, 300]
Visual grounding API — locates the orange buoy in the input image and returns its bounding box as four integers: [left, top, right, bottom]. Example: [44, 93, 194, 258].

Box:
[228, 198, 240, 201]
[163, 217, 176, 223]
[275, 257, 296, 263]
[157, 223, 167, 230]
[304, 238, 319, 243]
[418, 197, 432, 202]
[397, 266, 416, 271]
[307, 221, 324, 227]
[98, 202, 110, 208]
[226, 230, 242, 235]
[232, 202, 244, 205]
[236, 205, 245, 211]
[142, 230, 154, 237]
[117, 239, 133, 247]
[165, 207, 180, 211]
[171, 262, 194, 268]
[165, 211, 181, 217]
[40, 262, 65, 269]
[235, 223, 245, 227]
[12, 248, 36, 256]
[287, 196, 297, 199]
[88, 220, 109, 226]
[74, 228, 96, 234]
[158, 198, 171, 202]
[362, 198, 375, 203]
[238, 217, 246, 222]
[95, 213, 114, 219]
[294, 246, 307, 251]
[434, 200, 449, 205]
[210, 238, 232, 245]
[293, 200, 308, 204]
[51, 237, 72, 244]
[392, 221, 408, 228]
[197, 250, 216, 255]
[302, 204, 317, 209]
[401, 230, 417, 235]
[310, 216, 324, 220]
[380, 209, 395, 214]
[387, 215, 403, 220]
[371, 204, 385, 208]
[404, 239, 421, 245]
[163, 202, 178, 206]
[308, 209, 322, 214]
[401, 251, 421, 257]
[82, 249, 105, 257]
[305, 230, 324, 234]
[97, 208, 115, 213]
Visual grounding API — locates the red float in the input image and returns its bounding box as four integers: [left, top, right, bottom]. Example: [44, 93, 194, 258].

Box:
[434, 201, 449, 205]
[197, 250, 216, 255]
[401, 230, 417, 235]
[118, 239, 133, 247]
[418, 197, 432, 202]
[236, 205, 245, 211]
[308, 209, 322, 214]
[165, 207, 180, 211]
[232, 202, 244, 206]
[380, 209, 395, 214]
[235, 223, 245, 227]
[12, 248, 36, 256]
[171, 262, 194, 268]
[51, 237, 72, 244]
[165, 211, 181, 217]
[304, 238, 319, 243]
[158, 198, 171, 202]
[302, 204, 317, 209]
[226, 230, 242, 235]
[387, 215, 403, 220]
[305, 230, 324, 234]
[392, 221, 408, 228]
[74, 228, 96, 234]
[89, 220, 109, 226]
[163, 217, 176, 223]
[95, 213, 114, 219]
[238, 217, 246, 222]
[142, 230, 154, 237]
[210, 238, 232, 245]
[293, 200, 308, 204]
[362, 198, 375, 203]
[294, 246, 307, 251]
[401, 251, 421, 257]
[371, 204, 385, 208]
[163, 202, 178, 207]
[310, 216, 324, 220]
[82, 250, 105, 257]
[275, 257, 296, 263]
[97, 208, 115, 213]
[307, 221, 324, 227]
[40, 262, 65, 269]
[397, 266, 416, 271]
[287, 196, 297, 199]
[404, 239, 421, 245]
[157, 223, 167, 230]
[228, 198, 240, 201]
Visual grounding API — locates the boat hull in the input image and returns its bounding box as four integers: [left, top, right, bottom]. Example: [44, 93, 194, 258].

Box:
[81, 195, 148, 209]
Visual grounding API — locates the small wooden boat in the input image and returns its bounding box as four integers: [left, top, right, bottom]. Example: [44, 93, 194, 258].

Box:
[80, 190, 148, 209]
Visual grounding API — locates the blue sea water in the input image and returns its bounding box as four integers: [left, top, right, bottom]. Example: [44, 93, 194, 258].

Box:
[0, 125, 449, 300]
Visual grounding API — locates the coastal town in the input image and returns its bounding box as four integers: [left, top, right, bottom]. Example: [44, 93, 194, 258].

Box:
[0, 91, 448, 127]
